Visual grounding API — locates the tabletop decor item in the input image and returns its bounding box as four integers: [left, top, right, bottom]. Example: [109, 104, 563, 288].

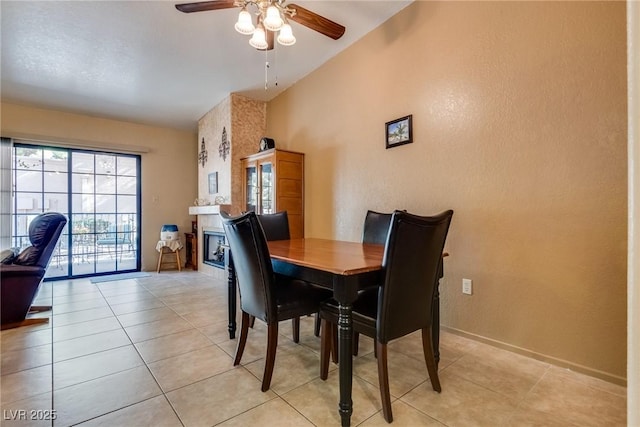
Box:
[385, 114, 413, 149]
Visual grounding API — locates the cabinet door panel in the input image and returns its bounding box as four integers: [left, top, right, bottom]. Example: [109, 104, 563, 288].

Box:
[278, 197, 303, 214]
[278, 178, 303, 198]
[277, 160, 303, 179]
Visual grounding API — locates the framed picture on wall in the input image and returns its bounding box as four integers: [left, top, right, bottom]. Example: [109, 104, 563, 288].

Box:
[385, 115, 413, 149]
[208, 172, 218, 194]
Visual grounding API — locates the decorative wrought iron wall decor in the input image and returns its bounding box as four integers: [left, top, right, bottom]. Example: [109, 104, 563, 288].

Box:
[198, 138, 208, 167]
[219, 127, 230, 161]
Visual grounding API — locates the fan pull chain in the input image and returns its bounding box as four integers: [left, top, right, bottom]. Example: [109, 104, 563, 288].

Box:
[264, 47, 269, 90]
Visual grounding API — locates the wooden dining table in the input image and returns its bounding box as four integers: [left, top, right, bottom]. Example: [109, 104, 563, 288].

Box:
[225, 238, 446, 427]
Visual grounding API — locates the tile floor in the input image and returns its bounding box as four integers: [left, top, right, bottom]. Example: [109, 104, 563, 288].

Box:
[0, 271, 627, 426]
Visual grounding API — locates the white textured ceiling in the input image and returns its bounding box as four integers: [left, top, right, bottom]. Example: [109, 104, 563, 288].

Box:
[1, 1, 411, 131]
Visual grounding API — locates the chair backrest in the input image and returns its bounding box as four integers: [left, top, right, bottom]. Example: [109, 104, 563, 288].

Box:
[221, 211, 276, 323]
[14, 212, 67, 269]
[377, 210, 454, 343]
[362, 210, 393, 245]
[257, 211, 290, 241]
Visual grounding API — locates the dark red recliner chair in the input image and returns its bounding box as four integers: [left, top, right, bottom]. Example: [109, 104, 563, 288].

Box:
[1, 212, 67, 329]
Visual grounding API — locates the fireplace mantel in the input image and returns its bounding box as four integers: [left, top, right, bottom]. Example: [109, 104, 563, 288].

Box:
[188, 204, 231, 216]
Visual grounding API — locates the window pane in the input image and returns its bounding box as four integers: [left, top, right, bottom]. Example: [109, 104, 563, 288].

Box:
[117, 195, 137, 213]
[117, 176, 137, 195]
[15, 170, 42, 192]
[96, 194, 116, 213]
[43, 149, 68, 172]
[15, 147, 43, 170]
[96, 154, 116, 175]
[72, 153, 94, 173]
[117, 157, 137, 176]
[16, 192, 42, 213]
[72, 173, 94, 194]
[96, 174, 116, 194]
[72, 193, 94, 214]
[44, 171, 68, 192]
[45, 193, 68, 213]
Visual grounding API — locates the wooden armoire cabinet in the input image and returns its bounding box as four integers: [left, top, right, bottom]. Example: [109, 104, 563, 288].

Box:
[241, 148, 304, 238]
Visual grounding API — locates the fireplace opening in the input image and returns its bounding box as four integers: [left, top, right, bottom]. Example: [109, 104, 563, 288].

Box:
[203, 230, 226, 269]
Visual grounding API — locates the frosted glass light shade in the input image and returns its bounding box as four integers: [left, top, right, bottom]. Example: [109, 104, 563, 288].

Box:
[263, 5, 283, 31]
[235, 9, 255, 35]
[277, 23, 296, 46]
[249, 25, 268, 49]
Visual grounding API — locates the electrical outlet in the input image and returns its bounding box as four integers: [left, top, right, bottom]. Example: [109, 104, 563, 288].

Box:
[462, 278, 473, 295]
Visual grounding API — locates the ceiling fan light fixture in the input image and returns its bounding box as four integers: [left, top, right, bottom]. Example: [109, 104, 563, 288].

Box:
[277, 23, 296, 46]
[235, 8, 255, 35]
[263, 5, 284, 31]
[249, 24, 269, 50]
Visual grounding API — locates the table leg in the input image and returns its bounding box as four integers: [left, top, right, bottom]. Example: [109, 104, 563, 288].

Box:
[337, 302, 354, 427]
[227, 250, 237, 339]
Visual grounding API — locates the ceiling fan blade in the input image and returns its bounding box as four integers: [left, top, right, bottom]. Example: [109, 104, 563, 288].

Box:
[288, 3, 345, 40]
[175, 0, 237, 13]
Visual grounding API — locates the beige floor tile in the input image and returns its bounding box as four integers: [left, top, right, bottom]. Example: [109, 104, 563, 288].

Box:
[445, 343, 549, 401]
[1, 344, 52, 375]
[281, 374, 382, 426]
[216, 323, 299, 364]
[96, 282, 147, 297]
[547, 365, 627, 397]
[217, 397, 315, 427]
[1, 364, 52, 405]
[76, 395, 182, 427]
[166, 368, 275, 427]
[518, 368, 626, 427]
[50, 291, 103, 306]
[51, 307, 114, 327]
[54, 345, 144, 389]
[353, 347, 431, 398]
[401, 370, 517, 426]
[52, 316, 122, 343]
[165, 298, 225, 316]
[198, 321, 232, 344]
[180, 304, 229, 327]
[506, 405, 583, 427]
[1, 329, 52, 353]
[53, 329, 131, 362]
[244, 343, 324, 394]
[148, 345, 234, 391]
[359, 400, 445, 426]
[52, 298, 109, 315]
[134, 328, 214, 363]
[116, 306, 180, 328]
[51, 280, 95, 297]
[124, 316, 194, 343]
[0, 392, 53, 427]
[103, 289, 156, 305]
[53, 365, 162, 426]
[109, 298, 167, 316]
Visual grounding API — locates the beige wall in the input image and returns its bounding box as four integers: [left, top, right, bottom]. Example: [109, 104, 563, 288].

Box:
[1, 102, 197, 272]
[267, 1, 627, 382]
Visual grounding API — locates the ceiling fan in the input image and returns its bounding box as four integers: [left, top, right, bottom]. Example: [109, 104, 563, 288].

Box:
[175, 0, 346, 50]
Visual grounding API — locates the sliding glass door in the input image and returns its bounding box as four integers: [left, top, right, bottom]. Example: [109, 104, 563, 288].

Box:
[12, 143, 141, 279]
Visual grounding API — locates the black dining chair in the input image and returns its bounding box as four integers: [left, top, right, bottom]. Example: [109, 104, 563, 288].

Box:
[256, 211, 302, 343]
[362, 210, 394, 245]
[319, 210, 454, 422]
[221, 211, 332, 392]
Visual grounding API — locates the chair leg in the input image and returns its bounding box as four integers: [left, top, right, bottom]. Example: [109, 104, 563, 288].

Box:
[292, 317, 300, 343]
[421, 328, 442, 392]
[262, 322, 278, 392]
[376, 341, 393, 423]
[234, 312, 250, 366]
[249, 316, 256, 328]
[320, 318, 331, 380]
[314, 313, 321, 337]
[331, 322, 338, 364]
[29, 306, 52, 313]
